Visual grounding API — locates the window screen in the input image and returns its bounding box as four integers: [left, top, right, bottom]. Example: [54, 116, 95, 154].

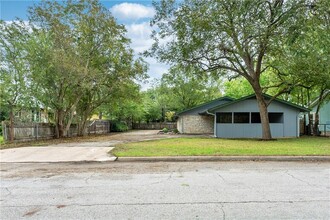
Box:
[269, 113, 284, 123]
[234, 112, 249, 123]
[216, 112, 232, 123]
[251, 112, 261, 123]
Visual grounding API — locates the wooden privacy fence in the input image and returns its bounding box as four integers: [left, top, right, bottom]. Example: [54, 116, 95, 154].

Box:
[300, 121, 330, 137]
[317, 124, 330, 137]
[1, 120, 111, 142]
[132, 122, 177, 130]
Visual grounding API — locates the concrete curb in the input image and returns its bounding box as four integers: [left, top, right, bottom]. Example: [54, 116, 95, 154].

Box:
[0, 157, 118, 163]
[116, 156, 330, 162]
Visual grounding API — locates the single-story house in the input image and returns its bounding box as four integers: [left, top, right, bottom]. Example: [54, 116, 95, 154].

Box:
[177, 97, 234, 134]
[177, 94, 309, 138]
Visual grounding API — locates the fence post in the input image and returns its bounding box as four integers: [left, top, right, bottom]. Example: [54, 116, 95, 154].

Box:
[36, 123, 39, 140]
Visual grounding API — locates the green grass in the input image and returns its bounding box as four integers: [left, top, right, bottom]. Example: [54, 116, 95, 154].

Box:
[0, 136, 4, 145]
[111, 137, 330, 157]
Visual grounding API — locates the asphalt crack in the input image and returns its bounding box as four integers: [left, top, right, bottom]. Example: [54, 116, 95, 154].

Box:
[219, 202, 226, 220]
[2, 187, 12, 197]
[3, 199, 329, 208]
[217, 173, 226, 182]
[285, 170, 314, 187]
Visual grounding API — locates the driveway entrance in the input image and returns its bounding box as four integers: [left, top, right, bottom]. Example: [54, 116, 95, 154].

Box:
[0, 130, 178, 163]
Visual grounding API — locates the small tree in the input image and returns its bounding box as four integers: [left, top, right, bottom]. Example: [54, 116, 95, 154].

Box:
[28, 0, 147, 137]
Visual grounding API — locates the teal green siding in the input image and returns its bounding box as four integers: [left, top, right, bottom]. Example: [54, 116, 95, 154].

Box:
[314, 101, 330, 124]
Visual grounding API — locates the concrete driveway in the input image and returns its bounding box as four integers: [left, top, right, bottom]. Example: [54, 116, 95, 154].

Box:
[0, 130, 176, 163]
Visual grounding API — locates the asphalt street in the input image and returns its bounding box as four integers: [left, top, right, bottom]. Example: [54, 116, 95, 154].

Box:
[1, 161, 329, 219]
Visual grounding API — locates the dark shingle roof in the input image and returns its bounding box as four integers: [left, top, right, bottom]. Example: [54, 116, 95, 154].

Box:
[177, 96, 235, 116]
[206, 93, 310, 113]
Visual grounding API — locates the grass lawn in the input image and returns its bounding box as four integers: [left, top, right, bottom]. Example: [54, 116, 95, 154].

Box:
[111, 136, 330, 157]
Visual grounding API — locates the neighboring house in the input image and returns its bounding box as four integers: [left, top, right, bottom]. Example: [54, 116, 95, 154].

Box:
[15, 108, 49, 123]
[177, 94, 309, 138]
[309, 90, 330, 133]
[314, 100, 330, 126]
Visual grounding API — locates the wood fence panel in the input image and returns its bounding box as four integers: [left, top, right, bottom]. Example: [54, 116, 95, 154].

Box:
[132, 122, 177, 130]
[2, 120, 111, 142]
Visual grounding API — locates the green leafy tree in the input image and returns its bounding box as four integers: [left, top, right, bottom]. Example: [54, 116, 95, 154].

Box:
[160, 65, 222, 112]
[142, 89, 163, 122]
[0, 20, 31, 141]
[69, 0, 147, 135]
[102, 85, 146, 126]
[271, 0, 330, 135]
[149, 0, 309, 139]
[28, 0, 147, 137]
[224, 78, 253, 99]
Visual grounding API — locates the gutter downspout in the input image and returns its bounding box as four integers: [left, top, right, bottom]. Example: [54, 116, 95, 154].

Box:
[206, 110, 217, 138]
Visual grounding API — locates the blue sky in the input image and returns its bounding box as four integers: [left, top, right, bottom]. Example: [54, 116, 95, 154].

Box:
[0, 0, 168, 88]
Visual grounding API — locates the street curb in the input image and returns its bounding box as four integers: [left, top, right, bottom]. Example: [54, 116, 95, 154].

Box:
[0, 157, 118, 163]
[116, 156, 330, 162]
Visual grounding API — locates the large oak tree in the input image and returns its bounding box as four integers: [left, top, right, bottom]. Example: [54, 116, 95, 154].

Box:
[149, 0, 310, 139]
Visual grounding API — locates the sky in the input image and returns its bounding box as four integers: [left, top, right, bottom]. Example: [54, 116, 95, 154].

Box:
[0, 0, 169, 89]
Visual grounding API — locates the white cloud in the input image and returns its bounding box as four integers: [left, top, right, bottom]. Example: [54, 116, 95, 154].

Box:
[125, 22, 153, 54]
[110, 3, 155, 20]
[113, 14, 171, 89]
[124, 22, 170, 87]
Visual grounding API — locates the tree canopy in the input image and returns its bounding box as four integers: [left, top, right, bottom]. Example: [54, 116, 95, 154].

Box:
[148, 0, 325, 139]
[0, 0, 147, 139]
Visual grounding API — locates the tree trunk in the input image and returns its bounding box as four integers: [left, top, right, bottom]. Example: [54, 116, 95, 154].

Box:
[64, 109, 75, 137]
[312, 89, 326, 136]
[256, 95, 272, 140]
[312, 90, 324, 136]
[253, 86, 272, 140]
[313, 113, 319, 136]
[9, 107, 14, 142]
[308, 113, 312, 135]
[56, 110, 65, 138]
[78, 119, 88, 136]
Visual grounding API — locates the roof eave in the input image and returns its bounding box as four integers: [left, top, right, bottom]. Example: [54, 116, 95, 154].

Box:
[207, 93, 311, 113]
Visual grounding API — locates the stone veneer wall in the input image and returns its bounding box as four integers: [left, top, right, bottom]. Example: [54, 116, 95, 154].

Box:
[177, 115, 214, 134]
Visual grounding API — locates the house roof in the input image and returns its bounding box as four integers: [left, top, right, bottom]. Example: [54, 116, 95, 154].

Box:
[309, 90, 330, 108]
[177, 96, 235, 116]
[205, 93, 310, 113]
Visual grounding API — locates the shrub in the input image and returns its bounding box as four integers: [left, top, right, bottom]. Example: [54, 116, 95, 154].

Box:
[162, 127, 169, 133]
[111, 121, 128, 132]
[172, 128, 179, 134]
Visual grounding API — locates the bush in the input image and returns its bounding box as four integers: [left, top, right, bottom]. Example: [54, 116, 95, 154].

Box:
[111, 121, 128, 132]
[172, 128, 179, 134]
[162, 127, 169, 133]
